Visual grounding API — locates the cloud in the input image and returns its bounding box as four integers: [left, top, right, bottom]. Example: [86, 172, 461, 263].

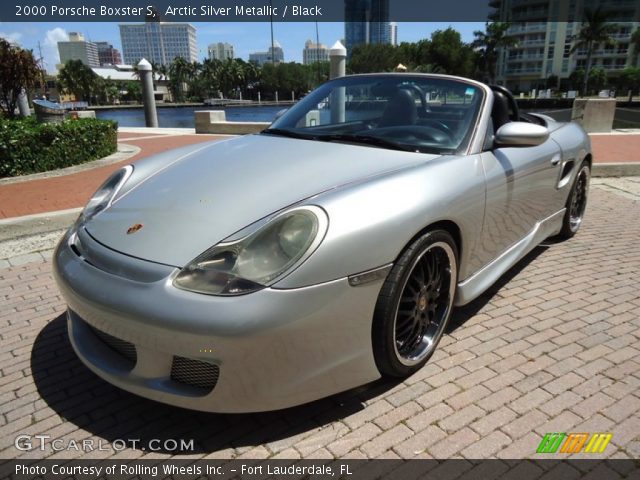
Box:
[0, 31, 23, 45]
[42, 27, 69, 73]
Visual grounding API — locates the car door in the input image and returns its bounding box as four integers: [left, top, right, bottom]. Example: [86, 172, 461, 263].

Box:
[477, 90, 562, 265]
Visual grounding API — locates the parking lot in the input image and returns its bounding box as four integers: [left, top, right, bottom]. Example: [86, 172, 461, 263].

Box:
[1, 179, 639, 460]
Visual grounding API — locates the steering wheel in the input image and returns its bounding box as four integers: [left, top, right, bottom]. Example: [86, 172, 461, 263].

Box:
[420, 119, 452, 134]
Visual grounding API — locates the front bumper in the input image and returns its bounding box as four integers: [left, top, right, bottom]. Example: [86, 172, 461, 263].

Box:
[53, 228, 383, 412]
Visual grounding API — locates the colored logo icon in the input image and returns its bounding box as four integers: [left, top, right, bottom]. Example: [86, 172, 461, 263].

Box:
[537, 433, 612, 454]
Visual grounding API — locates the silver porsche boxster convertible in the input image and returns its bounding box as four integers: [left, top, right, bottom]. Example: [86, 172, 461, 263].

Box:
[54, 74, 591, 412]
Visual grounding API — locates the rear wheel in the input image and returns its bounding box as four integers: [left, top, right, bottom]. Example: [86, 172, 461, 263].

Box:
[372, 230, 458, 377]
[559, 162, 590, 239]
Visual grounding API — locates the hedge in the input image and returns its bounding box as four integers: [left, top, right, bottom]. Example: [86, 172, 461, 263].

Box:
[0, 117, 118, 177]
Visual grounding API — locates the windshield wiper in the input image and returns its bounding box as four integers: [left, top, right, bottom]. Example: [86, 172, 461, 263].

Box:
[261, 128, 318, 140]
[314, 133, 416, 152]
[263, 129, 423, 153]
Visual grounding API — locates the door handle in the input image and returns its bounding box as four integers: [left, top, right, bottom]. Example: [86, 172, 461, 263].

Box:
[550, 154, 561, 166]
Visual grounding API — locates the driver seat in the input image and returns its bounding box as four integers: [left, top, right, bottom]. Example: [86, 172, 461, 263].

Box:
[379, 90, 417, 127]
[491, 90, 511, 131]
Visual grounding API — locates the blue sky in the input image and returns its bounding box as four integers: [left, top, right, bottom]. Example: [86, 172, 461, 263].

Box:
[0, 22, 485, 72]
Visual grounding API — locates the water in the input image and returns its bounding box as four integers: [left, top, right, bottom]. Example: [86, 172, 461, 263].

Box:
[95, 105, 285, 128]
[96, 104, 640, 130]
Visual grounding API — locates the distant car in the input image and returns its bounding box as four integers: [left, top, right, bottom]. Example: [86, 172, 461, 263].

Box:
[53, 74, 591, 412]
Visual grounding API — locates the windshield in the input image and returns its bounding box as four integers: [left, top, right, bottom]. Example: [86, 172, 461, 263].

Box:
[266, 75, 485, 155]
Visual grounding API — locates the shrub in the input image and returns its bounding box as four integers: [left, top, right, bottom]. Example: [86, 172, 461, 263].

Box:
[0, 117, 117, 177]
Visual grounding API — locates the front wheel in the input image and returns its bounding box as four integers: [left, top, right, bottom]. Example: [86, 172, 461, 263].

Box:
[559, 162, 590, 239]
[372, 230, 458, 378]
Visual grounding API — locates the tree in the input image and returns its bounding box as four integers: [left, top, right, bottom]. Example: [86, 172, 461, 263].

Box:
[58, 59, 99, 103]
[616, 66, 640, 94]
[0, 39, 43, 118]
[348, 43, 399, 73]
[122, 80, 141, 103]
[546, 74, 559, 89]
[569, 69, 585, 91]
[168, 56, 191, 102]
[571, 6, 618, 95]
[429, 28, 475, 77]
[588, 67, 607, 92]
[472, 22, 517, 84]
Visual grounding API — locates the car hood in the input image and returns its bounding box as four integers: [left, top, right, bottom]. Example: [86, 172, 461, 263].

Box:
[86, 134, 435, 267]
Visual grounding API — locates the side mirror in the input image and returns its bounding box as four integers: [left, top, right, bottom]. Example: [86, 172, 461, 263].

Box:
[495, 122, 549, 147]
[272, 108, 288, 123]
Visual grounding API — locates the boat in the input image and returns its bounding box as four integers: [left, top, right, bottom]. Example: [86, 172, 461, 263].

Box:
[33, 99, 68, 123]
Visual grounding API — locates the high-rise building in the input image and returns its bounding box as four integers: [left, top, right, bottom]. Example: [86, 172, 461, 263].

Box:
[390, 22, 398, 46]
[119, 22, 197, 65]
[249, 41, 284, 65]
[344, 0, 392, 55]
[302, 40, 329, 65]
[57, 32, 99, 68]
[95, 41, 122, 66]
[208, 42, 234, 61]
[490, 0, 640, 91]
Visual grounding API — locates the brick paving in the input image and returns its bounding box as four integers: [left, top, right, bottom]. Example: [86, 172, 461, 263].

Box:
[0, 185, 639, 459]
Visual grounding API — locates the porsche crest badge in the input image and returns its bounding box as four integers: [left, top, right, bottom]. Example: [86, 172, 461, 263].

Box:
[126, 223, 144, 235]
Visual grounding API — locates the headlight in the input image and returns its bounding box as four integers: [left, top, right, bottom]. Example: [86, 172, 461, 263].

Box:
[81, 165, 133, 222]
[173, 206, 328, 296]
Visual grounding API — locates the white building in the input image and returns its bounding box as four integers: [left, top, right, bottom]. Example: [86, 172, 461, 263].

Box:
[208, 42, 234, 61]
[390, 22, 398, 46]
[249, 41, 284, 66]
[58, 32, 99, 68]
[92, 64, 171, 102]
[491, 0, 640, 91]
[302, 40, 329, 65]
[119, 22, 197, 66]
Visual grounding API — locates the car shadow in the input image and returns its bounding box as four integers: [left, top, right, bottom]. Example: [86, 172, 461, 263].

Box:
[32, 245, 547, 455]
[31, 315, 401, 454]
[446, 245, 547, 332]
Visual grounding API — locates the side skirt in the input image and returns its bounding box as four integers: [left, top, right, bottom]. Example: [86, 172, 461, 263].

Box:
[454, 208, 565, 306]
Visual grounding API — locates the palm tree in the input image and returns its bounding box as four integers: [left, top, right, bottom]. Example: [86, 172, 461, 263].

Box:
[218, 59, 245, 98]
[571, 6, 618, 95]
[58, 59, 98, 103]
[200, 58, 220, 98]
[472, 22, 517, 84]
[168, 56, 191, 102]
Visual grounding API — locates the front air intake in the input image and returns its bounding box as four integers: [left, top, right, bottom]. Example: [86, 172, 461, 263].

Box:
[170, 356, 220, 392]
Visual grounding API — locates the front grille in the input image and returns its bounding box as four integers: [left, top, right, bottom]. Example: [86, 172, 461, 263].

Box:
[170, 356, 220, 392]
[90, 326, 137, 366]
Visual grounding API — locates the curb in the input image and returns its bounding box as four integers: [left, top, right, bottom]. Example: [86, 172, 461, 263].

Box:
[0, 143, 141, 186]
[592, 162, 640, 177]
[0, 209, 80, 262]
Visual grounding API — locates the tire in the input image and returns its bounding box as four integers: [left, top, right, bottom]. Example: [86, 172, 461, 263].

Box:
[372, 230, 458, 378]
[558, 162, 590, 239]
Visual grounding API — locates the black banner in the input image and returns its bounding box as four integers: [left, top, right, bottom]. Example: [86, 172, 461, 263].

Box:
[4, 0, 488, 22]
[1, 459, 639, 480]
[2, 0, 637, 23]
